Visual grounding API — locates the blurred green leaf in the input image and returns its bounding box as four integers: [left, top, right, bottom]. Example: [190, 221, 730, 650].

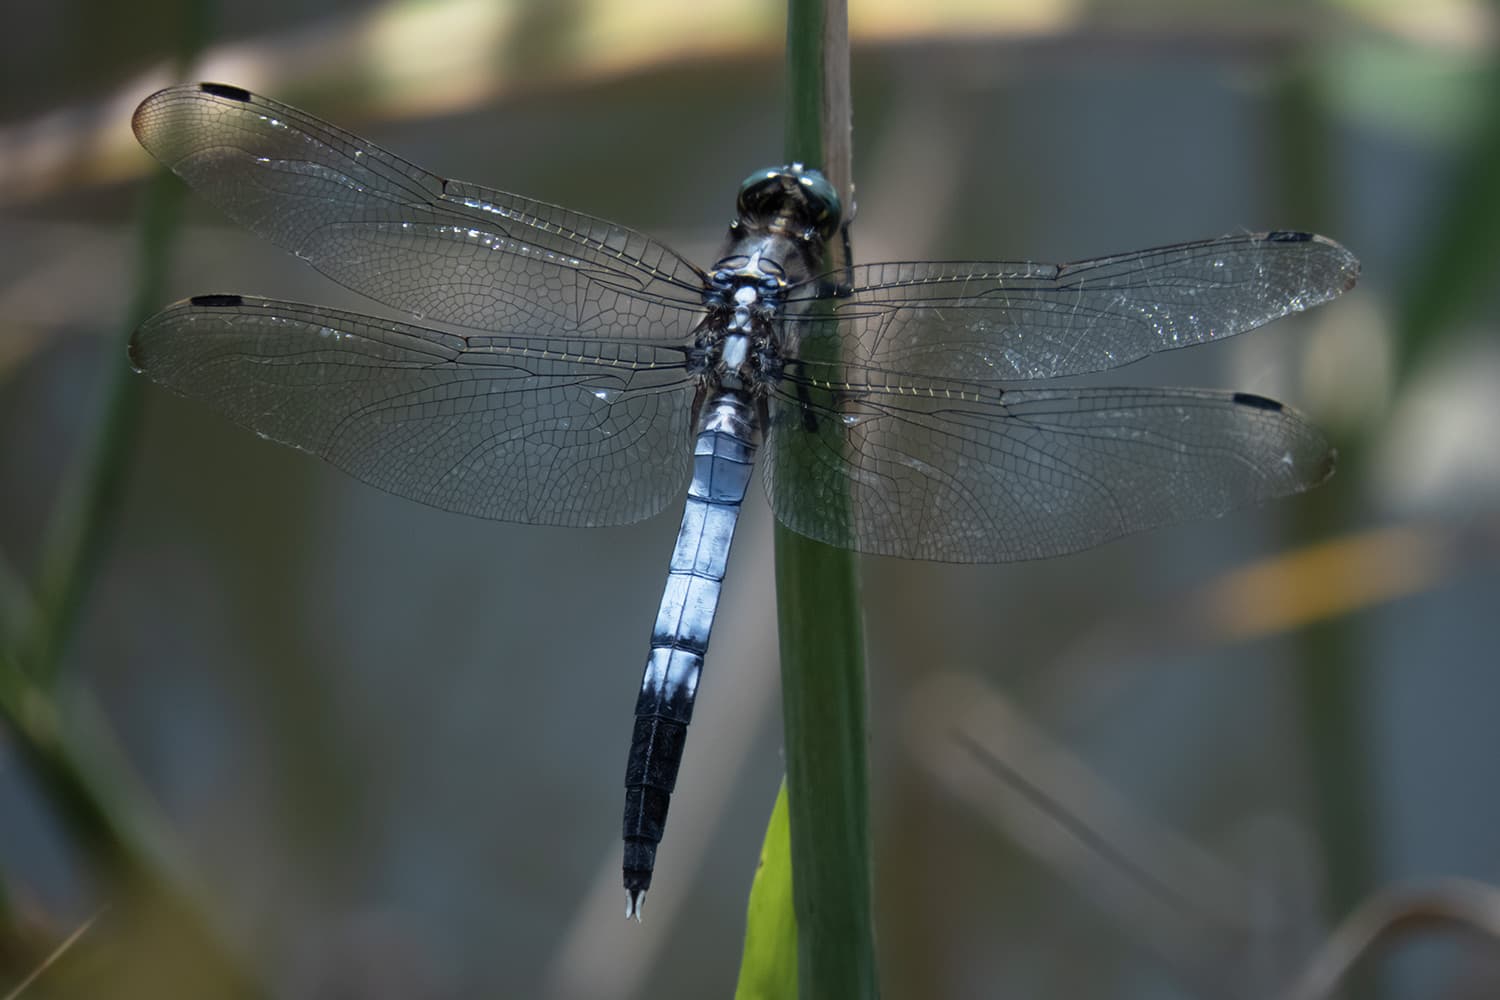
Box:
[736, 780, 799, 1000]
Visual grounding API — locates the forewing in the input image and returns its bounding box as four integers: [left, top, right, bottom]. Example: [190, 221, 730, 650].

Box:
[763, 369, 1333, 563]
[132, 84, 707, 339]
[131, 296, 698, 525]
[784, 233, 1358, 381]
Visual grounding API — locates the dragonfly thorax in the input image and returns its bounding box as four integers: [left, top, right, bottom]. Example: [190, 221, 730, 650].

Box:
[695, 280, 781, 394]
[706, 164, 840, 322]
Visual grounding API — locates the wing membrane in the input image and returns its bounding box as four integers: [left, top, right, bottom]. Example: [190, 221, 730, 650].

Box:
[131, 295, 698, 525]
[764, 367, 1333, 562]
[785, 233, 1358, 381]
[132, 84, 707, 339]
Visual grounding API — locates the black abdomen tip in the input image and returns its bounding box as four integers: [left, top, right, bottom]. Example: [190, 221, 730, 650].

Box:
[623, 838, 656, 919]
[190, 293, 244, 307]
[200, 82, 252, 102]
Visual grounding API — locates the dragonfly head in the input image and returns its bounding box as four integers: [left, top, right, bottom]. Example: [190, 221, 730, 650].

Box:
[735, 164, 842, 243]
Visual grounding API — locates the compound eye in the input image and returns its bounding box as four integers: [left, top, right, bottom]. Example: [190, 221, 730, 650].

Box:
[735, 165, 842, 238]
[794, 169, 842, 239]
[736, 167, 789, 219]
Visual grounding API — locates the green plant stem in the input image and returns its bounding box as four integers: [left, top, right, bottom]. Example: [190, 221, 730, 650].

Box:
[774, 532, 877, 999]
[1275, 45, 1500, 997]
[0, 656, 138, 874]
[0, 6, 264, 993]
[1388, 39, 1500, 380]
[24, 169, 182, 682]
[1, 655, 264, 998]
[1270, 57, 1389, 1000]
[773, 1, 879, 998]
[22, 0, 214, 681]
[0, 157, 188, 962]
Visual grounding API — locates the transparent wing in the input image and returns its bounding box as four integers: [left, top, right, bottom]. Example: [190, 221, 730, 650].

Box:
[763, 367, 1333, 563]
[784, 233, 1358, 381]
[131, 295, 699, 526]
[132, 83, 708, 339]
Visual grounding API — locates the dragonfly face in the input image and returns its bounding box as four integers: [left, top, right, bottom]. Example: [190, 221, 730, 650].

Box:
[732, 164, 842, 243]
[129, 83, 1359, 917]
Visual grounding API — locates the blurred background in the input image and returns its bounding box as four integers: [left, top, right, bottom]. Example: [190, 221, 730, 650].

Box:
[2, 0, 1498, 997]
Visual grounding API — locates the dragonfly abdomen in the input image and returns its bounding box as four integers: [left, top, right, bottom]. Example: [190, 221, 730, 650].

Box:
[623, 391, 760, 918]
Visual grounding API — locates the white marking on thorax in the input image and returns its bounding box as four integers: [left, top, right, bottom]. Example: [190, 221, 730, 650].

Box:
[729, 285, 759, 332]
[721, 333, 749, 371]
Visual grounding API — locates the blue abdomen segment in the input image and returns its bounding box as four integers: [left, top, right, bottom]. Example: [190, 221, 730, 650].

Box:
[623, 392, 758, 917]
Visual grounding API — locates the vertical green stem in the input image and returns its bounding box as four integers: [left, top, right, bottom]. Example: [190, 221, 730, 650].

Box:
[774, 533, 877, 999]
[1290, 39, 1500, 998]
[25, 169, 180, 681]
[0, 4, 264, 995]
[774, 1, 879, 997]
[1271, 57, 1383, 1000]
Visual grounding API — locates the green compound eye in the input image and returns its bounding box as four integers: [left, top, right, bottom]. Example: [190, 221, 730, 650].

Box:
[735, 164, 842, 238]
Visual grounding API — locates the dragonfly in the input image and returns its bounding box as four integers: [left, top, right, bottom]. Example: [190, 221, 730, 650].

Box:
[129, 82, 1359, 919]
